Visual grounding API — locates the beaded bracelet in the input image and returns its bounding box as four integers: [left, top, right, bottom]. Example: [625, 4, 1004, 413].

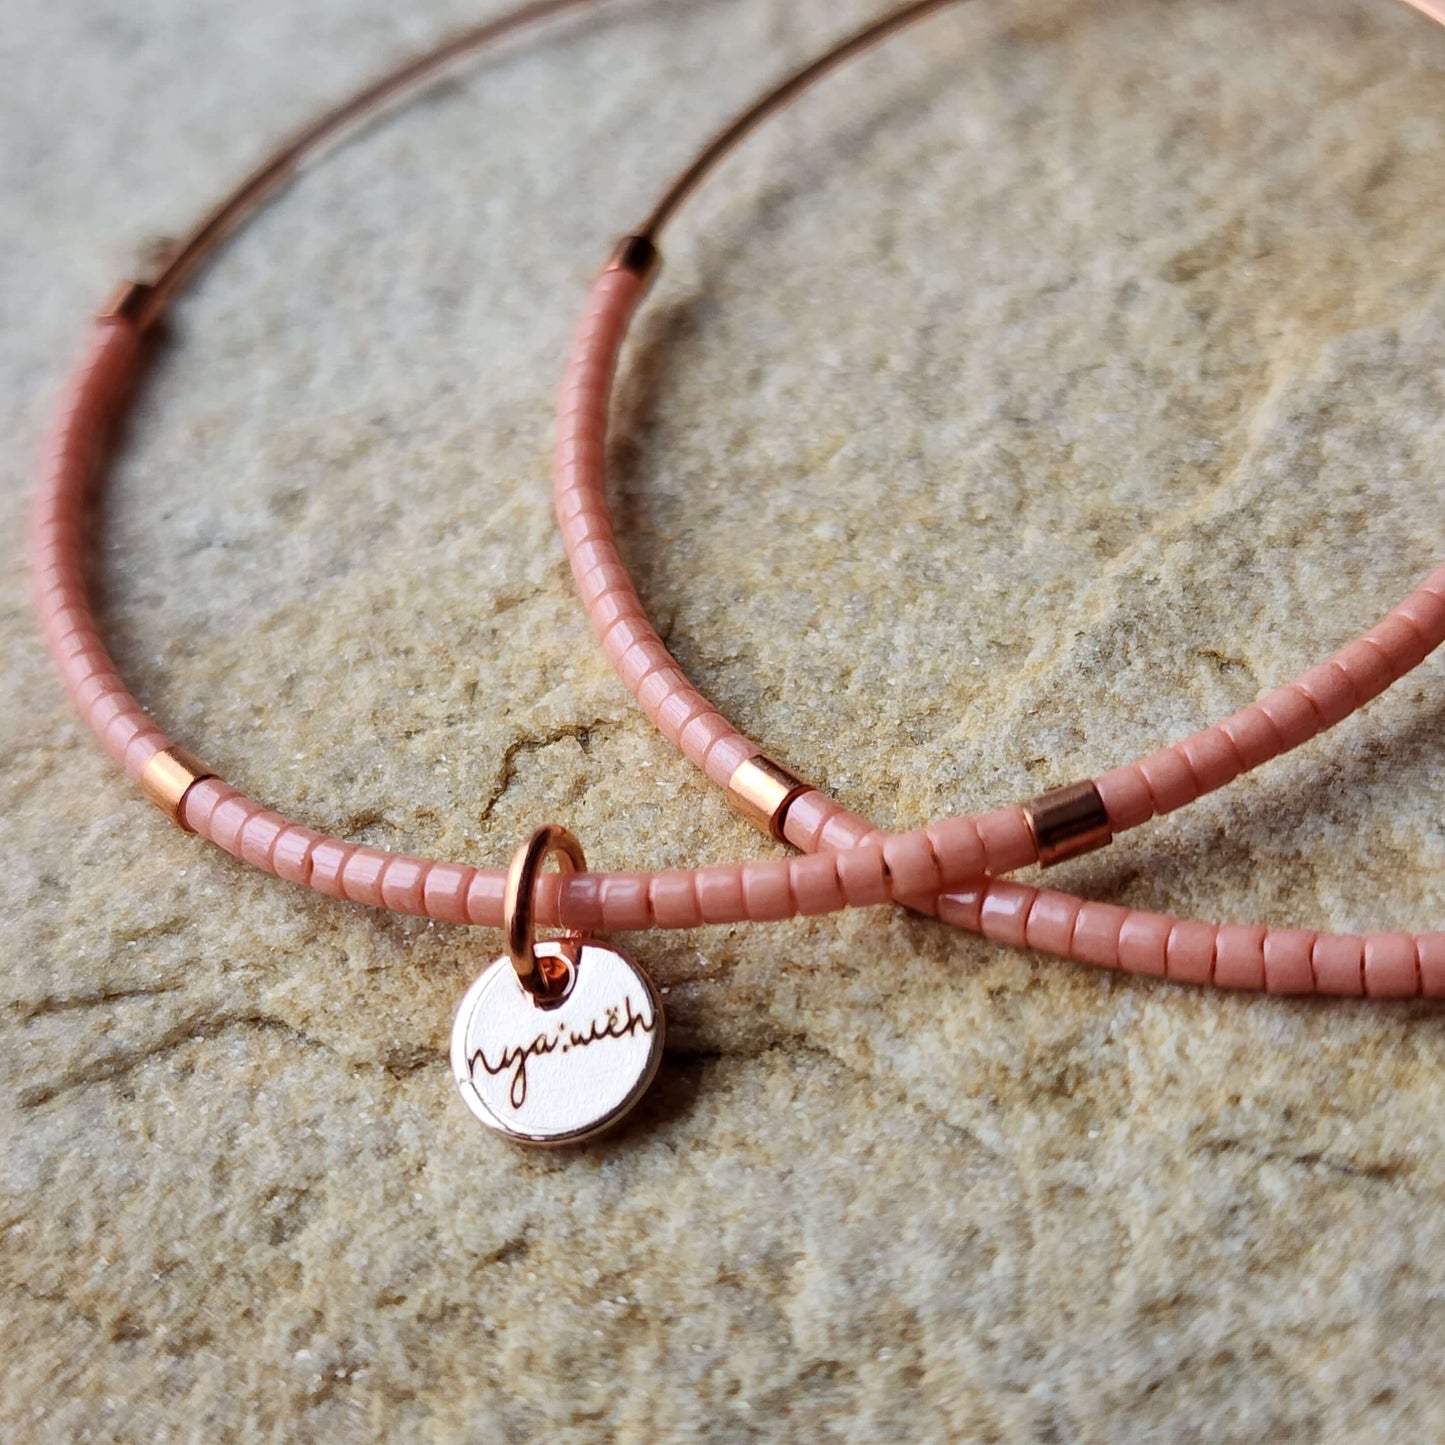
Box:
[31, 0, 1105, 1144]
[33, 0, 1445, 1143]
[554, 0, 1445, 1003]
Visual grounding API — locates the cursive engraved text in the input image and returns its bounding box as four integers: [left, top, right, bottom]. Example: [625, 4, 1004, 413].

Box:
[469, 994, 657, 1109]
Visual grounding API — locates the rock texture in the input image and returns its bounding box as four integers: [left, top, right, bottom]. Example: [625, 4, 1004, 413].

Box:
[5, 0, 1445, 1438]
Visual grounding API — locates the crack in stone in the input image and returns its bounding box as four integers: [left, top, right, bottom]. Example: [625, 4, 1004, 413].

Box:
[379, 1046, 436, 1079]
[483, 1232, 531, 1267]
[114, 917, 190, 947]
[1200, 1134, 1409, 1186]
[476, 717, 624, 825]
[13, 980, 184, 1023]
[18, 1009, 339, 1110]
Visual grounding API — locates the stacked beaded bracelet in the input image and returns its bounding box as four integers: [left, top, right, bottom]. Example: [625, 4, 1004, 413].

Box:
[554, 0, 1445, 1001]
[31, 0, 1445, 1142]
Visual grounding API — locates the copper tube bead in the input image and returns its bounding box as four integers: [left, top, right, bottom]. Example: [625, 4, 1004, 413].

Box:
[727, 755, 809, 840]
[1024, 780, 1114, 868]
[138, 747, 215, 831]
[605, 233, 660, 282]
[97, 281, 157, 328]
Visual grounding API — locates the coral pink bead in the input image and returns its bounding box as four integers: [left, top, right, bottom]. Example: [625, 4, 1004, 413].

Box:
[90, 691, 134, 729]
[1213, 924, 1266, 991]
[591, 591, 646, 637]
[815, 809, 875, 852]
[1295, 662, 1358, 727]
[924, 815, 987, 885]
[1418, 934, 1445, 997]
[524, 872, 566, 931]
[464, 870, 507, 928]
[272, 826, 323, 887]
[73, 672, 124, 712]
[979, 885, 1032, 947]
[834, 845, 890, 908]
[702, 733, 755, 788]
[239, 811, 287, 872]
[602, 614, 652, 664]
[791, 852, 846, 916]
[599, 875, 653, 931]
[577, 563, 631, 607]
[1312, 935, 1364, 997]
[340, 847, 390, 906]
[380, 856, 429, 916]
[1397, 586, 1445, 642]
[421, 862, 473, 925]
[741, 861, 792, 922]
[656, 689, 709, 741]
[1363, 932, 1419, 999]
[1366, 615, 1429, 673]
[634, 662, 682, 712]
[1138, 748, 1200, 815]
[210, 795, 262, 857]
[1262, 930, 1317, 995]
[1071, 903, 1128, 968]
[1333, 641, 1394, 706]
[974, 807, 1036, 875]
[570, 537, 619, 575]
[1093, 766, 1154, 830]
[881, 831, 940, 897]
[1116, 912, 1172, 978]
[618, 640, 671, 691]
[309, 841, 355, 900]
[1166, 923, 1217, 986]
[936, 887, 985, 933]
[1218, 707, 1283, 770]
[179, 778, 229, 835]
[1179, 728, 1244, 794]
[121, 727, 167, 778]
[649, 871, 702, 930]
[1256, 687, 1321, 748]
[678, 711, 733, 771]
[696, 865, 746, 925]
[101, 712, 149, 766]
[552, 873, 609, 929]
[1024, 890, 1081, 956]
[782, 790, 840, 852]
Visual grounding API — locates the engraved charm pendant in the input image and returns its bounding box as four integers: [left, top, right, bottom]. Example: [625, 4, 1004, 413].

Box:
[450, 825, 664, 1146]
[451, 939, 664, 1146]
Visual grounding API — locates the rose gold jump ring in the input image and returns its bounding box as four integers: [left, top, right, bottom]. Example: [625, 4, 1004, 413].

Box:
[504, 824, 586, 998]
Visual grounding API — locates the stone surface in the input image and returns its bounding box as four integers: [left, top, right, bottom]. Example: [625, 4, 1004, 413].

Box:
[5, 0, 1445, 1438]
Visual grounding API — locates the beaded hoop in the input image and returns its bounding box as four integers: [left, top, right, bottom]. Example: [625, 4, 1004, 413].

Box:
[31, 0, 1116, 942]
[553, 0, 1445, 996]
[33, 0, 1445, 1000]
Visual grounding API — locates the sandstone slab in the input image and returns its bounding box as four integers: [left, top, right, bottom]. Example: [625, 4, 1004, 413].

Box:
[4, 1, 1445, 1438]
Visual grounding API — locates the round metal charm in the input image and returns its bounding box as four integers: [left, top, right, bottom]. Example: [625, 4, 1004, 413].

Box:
[450, 939, 664, 1146]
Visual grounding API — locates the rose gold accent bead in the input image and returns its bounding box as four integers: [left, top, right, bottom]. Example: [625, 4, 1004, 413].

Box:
[1025, 780, 1114, 868]
[727, 755, 809, 841]
[606, 234, 660, 283]
[97, 281, 159, 329]
[139, 746, 215, 831]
